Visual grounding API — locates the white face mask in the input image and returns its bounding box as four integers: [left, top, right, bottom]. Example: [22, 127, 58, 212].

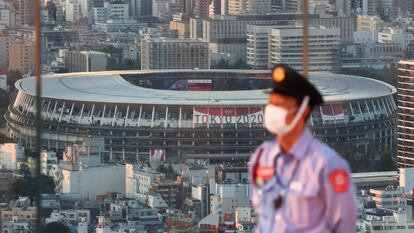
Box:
[264, 96, 310, 135]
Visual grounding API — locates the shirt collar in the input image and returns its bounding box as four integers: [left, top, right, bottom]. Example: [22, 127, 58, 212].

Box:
[277, 127, 313, 160]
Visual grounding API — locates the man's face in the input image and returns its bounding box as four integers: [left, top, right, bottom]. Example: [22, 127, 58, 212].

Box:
[268, 93, 300, 125]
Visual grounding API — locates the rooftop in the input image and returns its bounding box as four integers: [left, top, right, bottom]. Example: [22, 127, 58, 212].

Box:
[17, 70, 396, 106]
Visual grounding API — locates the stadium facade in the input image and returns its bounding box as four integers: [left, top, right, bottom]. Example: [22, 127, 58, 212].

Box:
[5, 70, 397, 162]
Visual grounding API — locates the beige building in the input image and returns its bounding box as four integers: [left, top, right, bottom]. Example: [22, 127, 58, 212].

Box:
[268, 26, 341, 71]
[228, 0, 271, 15]
[8, 39, 34, 74]
[356, 15, 385, 42]
[141, 37, 209, 69]
[170, 20, 190, 39]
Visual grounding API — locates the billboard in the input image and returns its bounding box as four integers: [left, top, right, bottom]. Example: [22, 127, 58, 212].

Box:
[149, 149, 166, 161]
[193, 107, 263, 125]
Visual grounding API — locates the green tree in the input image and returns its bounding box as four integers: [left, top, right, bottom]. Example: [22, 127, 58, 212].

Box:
[44, 222, 70, 233]
[13, 175, 56, 203]
[18, 163, 31, 177]
[376, 148, 396, 171]
[233, 59, 250, 69]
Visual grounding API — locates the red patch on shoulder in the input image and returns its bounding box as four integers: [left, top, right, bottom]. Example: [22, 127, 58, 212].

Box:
[328, 169, 349, 193]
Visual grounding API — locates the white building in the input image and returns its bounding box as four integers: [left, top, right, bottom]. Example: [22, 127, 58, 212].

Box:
[40, 150, 58, 174]
[61, 165, 125, 203]
[0, 74, 8, 91]
[209, 182, 251, 214]
[125, 164, 162, 198]
[362, 210, 414, 232]
[0, 8, 10, 26]
[92, 7, 107, 23]
[0, 143, 24, 170]
[378, 28, 414, 50]
[104, 1, 129, 20]
[268, 26, 341, 71]
[65, 1, 81, 22]
[246, 24, 276, 68]
[399, 168, 414, 192]
[152, 0, 170, 20]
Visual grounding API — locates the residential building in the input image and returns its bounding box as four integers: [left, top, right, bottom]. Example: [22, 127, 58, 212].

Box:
[0, 143, 24, 171]
[141, 37, 209, 69]
[268, 26, 341, 71]
[398, 60, 414, 168]
[16, 0, 34, 26]
[194, 0, 210, 18]
[8, 39, 34, 74]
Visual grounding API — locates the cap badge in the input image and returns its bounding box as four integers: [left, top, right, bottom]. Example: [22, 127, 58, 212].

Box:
[272, 67, 285, 82]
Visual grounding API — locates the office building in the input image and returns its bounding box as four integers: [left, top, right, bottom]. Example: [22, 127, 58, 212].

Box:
[64, 50, 108, 72]
[268, 26, 341, 71]
[141, 37, 209, 69]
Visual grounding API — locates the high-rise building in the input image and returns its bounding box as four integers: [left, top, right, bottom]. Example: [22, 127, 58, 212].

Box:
[194, 0, 210, 17]
[8, 39, 34, 74]
[268, 26, 341, 71]
[141, 37, 209, 69]
[16, 0, 34, 26]
[397, 60, 414, 168]
[0, 35, 8, 69]
[130, 0, 153, 17]
[246, 24, 274, 68]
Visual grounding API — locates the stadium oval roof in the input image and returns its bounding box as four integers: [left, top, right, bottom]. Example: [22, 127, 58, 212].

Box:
[17, 70, 396, 106]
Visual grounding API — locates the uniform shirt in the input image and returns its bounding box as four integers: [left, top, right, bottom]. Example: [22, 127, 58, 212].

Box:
[249, 127, 358, 233]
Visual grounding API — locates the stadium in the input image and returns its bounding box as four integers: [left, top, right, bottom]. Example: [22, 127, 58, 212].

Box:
[5, 70, 397, 162]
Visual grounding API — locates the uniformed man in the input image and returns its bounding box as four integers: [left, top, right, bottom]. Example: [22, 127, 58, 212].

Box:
[249, 65, 358, 233]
